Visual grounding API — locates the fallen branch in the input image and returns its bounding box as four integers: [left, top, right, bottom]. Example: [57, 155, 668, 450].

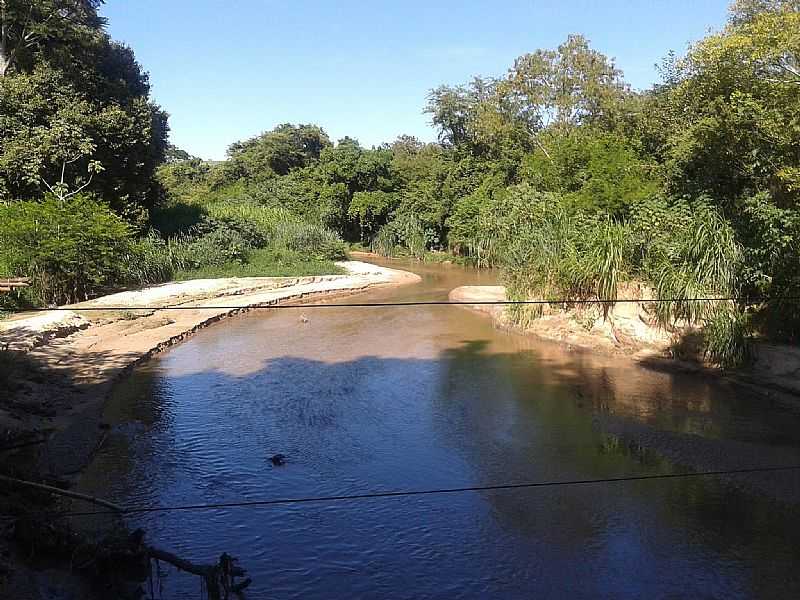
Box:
[0, 473, 124, 512]
[147, 547, 250, 600]
[4, 476, 252, 596]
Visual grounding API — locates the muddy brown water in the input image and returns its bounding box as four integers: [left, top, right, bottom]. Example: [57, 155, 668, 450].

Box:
[76, 259, 800, 599]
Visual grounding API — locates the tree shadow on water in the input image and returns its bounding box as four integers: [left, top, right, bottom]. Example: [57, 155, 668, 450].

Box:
[5, 337, 800, 599]
[73, 340, 800, 599]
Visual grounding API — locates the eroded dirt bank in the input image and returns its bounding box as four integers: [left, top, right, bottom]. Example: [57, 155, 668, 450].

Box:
[449, 284, 800, 397]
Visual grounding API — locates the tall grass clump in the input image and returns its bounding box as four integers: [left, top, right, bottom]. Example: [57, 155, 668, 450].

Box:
[468, 188, 753, 366]
[371, 225, 400, 257]
[584, 219, 629, 308]
[632, 196, 751, 366]
[647, 201, 743, 328]
[702, 306, 752, 369]
[371, 214, 429, 259]
[472, 186, 632, 325]
[120, 232, 176, 286]
[273, 220, 347, 260]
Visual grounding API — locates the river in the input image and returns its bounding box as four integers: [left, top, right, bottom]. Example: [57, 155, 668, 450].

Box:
[77, 258, 800, 599]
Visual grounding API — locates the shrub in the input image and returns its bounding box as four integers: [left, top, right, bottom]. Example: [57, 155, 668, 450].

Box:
[149, 201, 207, 237]
[120, 232, 176, 286]
[184, 228, 252, 268]
[0, 195, 134, 305]
[274, 220, 347, 260]
[191, 215, 267, 249]
[372, 213, 439, 259]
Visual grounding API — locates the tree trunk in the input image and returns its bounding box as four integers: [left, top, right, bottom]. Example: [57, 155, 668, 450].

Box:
[0, 39, 9, 77]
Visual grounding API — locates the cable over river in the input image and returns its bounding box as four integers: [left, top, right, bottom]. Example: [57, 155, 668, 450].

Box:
[77, 258, 800, 599]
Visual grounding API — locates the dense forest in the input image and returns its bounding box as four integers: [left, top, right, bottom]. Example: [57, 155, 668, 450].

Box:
[1, 0, 798, 367]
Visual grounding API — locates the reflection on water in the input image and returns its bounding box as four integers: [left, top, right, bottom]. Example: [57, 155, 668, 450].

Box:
[78, 259, 800, 598]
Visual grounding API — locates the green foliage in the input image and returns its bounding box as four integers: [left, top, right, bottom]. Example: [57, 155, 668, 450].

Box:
[521, 128, 660, 216]
[0, 195, 134, 304]
[156, 157, 210, 199]
[654, 4, 800, 211]
[143, 174, 349, 282]
[185, 227, 253, 268]
[149, 201, 207, 237]
[371, 213, 432, 259]
[227, 123, 331, 180]
[1, 40, 167, 224]
[0, 1, 106, 78]
[703, 306, 753, 368]
[348, 191, 398, 241]
[586, 219, 630, 306]
[503, 34, 631, 131]
[172, 247, 345, 280]
[120, 232, 176, 286]
[446, 190, 485, 258]
[496, 189, 631, 306]
[649, 201, 744, 327]
[272, 220, 348, 261]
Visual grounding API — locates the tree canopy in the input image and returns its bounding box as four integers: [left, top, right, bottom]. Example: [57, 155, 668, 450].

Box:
[0, 0, 167, 224]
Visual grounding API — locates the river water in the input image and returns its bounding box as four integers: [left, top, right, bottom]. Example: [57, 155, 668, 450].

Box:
[77, 259, 800, 599]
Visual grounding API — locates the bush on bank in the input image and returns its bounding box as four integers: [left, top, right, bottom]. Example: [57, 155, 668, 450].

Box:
[0, 193, 348, 310]
[0, 196, 135, 306]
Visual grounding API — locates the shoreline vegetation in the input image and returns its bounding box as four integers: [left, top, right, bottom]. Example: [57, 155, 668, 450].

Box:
[449, 283, 800, 398]
[2, 2, 798, 372]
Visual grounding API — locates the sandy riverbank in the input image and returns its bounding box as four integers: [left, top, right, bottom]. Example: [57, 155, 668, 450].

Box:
[0, 261, 420, 472]
[450, 285, 800, 398]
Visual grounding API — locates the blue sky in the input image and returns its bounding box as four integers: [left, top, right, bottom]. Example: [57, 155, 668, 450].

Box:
[102, 1, 731, 160]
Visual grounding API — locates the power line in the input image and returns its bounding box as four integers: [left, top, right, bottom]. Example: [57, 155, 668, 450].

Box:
[47, 464, 800, 518]
[6, 296, 800, 313]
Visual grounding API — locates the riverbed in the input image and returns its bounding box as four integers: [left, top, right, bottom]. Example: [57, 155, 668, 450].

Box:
[76, 258, 800, 599]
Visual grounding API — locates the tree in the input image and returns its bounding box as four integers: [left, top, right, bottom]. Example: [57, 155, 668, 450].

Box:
[0, 65, 168, 223]
[728, 0, 800, 24]
[425, 79, 488, 148]
[503, 34, 630, 131]
[425, 36, 630, 174]
[662, 3, 800, 206]
[164, 144, 194, 164]
[348, 190, 398, 241]
[520, 128, 659, 216]
[227, 123, 331, 179]
[0, 0, 105, 77]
